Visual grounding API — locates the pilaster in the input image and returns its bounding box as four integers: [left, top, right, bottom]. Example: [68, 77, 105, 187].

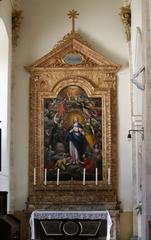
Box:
[142, 0, 151, 239]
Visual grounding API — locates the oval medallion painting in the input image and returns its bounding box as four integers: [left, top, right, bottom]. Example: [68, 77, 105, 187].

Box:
[63, 52, 83, 65]
[44, 86, 103, 181]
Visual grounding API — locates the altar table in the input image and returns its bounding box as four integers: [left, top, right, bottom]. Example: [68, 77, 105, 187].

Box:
[30, 210, 112, 240]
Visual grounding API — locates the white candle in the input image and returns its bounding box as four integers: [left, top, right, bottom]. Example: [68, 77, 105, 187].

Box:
[95, 168, 98, 185]
[57, 168, 60, 186]
[108, 167, 111, 185]
[44, 168, 47, 185]
[83, 168, 86, 185]
[34, 168, 36, 185]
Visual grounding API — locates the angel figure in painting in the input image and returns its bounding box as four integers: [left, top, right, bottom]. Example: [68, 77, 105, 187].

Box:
[66, 116, 86, 164]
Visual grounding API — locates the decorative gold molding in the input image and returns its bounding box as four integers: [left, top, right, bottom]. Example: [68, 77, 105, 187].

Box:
[52, 31, 92, 54]
[25, 35, 120, 72]
[26, 37, 120, 206]
[12, 10, 23, 46]
[119, 5, 131, 41]
[25, 10, 121, 207]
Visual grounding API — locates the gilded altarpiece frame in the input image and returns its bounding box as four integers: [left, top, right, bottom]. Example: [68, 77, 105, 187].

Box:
[26, 34, 120, 207]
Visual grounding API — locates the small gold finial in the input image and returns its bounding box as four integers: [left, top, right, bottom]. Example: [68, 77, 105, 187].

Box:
[67, 9, 79, 33]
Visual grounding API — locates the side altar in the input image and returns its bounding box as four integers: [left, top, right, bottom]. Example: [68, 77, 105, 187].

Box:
[25, 10, 121, 240]
[30, 210, 112, 240]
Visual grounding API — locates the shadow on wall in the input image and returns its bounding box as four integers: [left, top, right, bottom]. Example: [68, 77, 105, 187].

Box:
[78, 30, 129, 68]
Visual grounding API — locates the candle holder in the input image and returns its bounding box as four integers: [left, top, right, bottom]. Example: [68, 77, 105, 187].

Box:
[95, 168, 98, 186]
[57, 168, 60, 186]
[108, 168, 111, 185]
[83, 168, 86, 186]
[33, 168, 36, 185]
[44, 168, 47, 185]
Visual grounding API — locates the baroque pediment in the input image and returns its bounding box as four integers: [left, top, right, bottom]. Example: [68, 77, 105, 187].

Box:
[26, 32, 120, 71]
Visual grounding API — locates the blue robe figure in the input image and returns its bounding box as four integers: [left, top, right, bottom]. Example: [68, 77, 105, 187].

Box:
[66, 117, 86, 164]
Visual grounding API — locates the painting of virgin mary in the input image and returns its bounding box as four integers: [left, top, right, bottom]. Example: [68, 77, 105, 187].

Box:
[44, 86, 102, 181]
[66, 116, 86, 164]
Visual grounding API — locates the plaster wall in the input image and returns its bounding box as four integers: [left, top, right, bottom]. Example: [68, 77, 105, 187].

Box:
[131, 0, 142, 67]
[118, 69, 133, 212]
[141, 0, 151, 239]
[131, 0, 143, 116]
[130, 0, 143, 237]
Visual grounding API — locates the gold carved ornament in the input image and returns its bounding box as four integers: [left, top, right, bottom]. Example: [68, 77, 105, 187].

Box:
[25, 9, 120, 205]
[119, 5, 131, 41]
[12, 10, 23, 46]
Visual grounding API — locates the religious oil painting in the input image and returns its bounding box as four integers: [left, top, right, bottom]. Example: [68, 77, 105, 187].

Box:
[44, 86, 103, 182]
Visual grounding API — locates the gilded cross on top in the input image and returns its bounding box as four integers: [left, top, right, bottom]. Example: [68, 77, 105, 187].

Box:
[67, 9, 79, 33]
